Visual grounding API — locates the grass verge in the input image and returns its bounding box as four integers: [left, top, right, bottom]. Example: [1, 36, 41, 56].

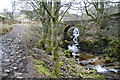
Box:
[0, 24, 13, 35]
[30, 56, 52, 77]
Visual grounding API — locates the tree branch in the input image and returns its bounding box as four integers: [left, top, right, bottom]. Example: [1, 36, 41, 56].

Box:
[30, 1, 43, 21]
[58, 2, 72, 22]
[84, 1, 97, 22]
[42, 2, 53, 18]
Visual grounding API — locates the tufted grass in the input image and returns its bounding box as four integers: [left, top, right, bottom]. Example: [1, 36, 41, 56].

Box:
[0, 24, 13, 34]
[30, 56, 52, 77]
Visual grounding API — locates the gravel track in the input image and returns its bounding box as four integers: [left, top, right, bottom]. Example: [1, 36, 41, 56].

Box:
[0, 24, 31, 79]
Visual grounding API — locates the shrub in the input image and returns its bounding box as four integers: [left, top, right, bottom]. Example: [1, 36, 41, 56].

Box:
[64, 50, 73, 58]
[103, 39, 120, 61]
[37, 40, 45, 49]
[0, 24, 13, 34]
[80, 35, 120, 61]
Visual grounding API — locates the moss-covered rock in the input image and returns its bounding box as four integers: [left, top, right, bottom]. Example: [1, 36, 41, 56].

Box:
[105, 56, 111, 63]
[37, 40, 45, 49]
[64, 50, 73, 58]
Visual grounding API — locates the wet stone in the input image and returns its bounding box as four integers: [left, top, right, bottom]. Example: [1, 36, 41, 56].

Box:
[2, 48, 6, 51]
[7, 49, 12, 53]
[3, 73, 8, 77]
[16, 59, 22, 64]
[3, 56, 9, 59]
[9, 75, 16, 78]
[7, 39, 13, 41]
[17, 55, 21, 58]
[23, 57, 25, 59]
[11, 59, 14, 62]
[16, 51, 19, 54]
[16, 46, 20, 49]
[3, 63, 12, 66]
[12, 67, 17, 70]
[11, 63, 17, 67]
[17, 77, 23, 79]
[3, 59, 11, 63]
[4, 44, 8, 46]
[17, 49, 23, 53]
[11, 45, 14, 48]
[10, 52, 15, 56]
[15, 72, 22, 76]
[85, 65, 95, 70]
[4, 70, 11, 73]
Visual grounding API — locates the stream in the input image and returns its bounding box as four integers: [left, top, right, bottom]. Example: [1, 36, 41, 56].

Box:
[67, 26, 120, 79]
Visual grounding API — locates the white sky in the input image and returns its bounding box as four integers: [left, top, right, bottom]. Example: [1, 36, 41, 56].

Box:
[0, 0, 119, 12]
[0, 0, 12, 12]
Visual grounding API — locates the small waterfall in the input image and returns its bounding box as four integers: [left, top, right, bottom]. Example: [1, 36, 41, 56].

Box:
[68, 27, 80, 58]
[68, 44, 79, 53]
[73, 27, 79, 45]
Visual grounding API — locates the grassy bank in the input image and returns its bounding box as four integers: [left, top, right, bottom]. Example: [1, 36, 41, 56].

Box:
[0, 24, 13, 35]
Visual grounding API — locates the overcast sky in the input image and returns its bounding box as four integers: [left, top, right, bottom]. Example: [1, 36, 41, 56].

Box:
[0, 0, 12, 12]
[0, 0, 119, 12]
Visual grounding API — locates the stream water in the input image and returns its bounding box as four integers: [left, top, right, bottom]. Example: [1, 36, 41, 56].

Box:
[68, 27, 79, 53]
[67, 26, 120, 79]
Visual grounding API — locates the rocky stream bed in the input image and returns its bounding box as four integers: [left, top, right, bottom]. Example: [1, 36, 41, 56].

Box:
[74, 53, 120, 79]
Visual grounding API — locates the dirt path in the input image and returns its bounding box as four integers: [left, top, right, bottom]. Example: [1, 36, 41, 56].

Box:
[0, 24, 36, 79]
[0, 37, 3, 80]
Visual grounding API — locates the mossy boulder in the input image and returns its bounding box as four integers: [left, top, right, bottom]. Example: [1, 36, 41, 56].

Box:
[37, 40, 45, 49]
[64, 50, 73, 58]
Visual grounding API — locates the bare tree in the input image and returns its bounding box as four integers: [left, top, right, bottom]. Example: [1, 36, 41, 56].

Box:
[4, 0, 17, 21]
[17, 0, 73, 77]
[83, 0, 107, 30]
